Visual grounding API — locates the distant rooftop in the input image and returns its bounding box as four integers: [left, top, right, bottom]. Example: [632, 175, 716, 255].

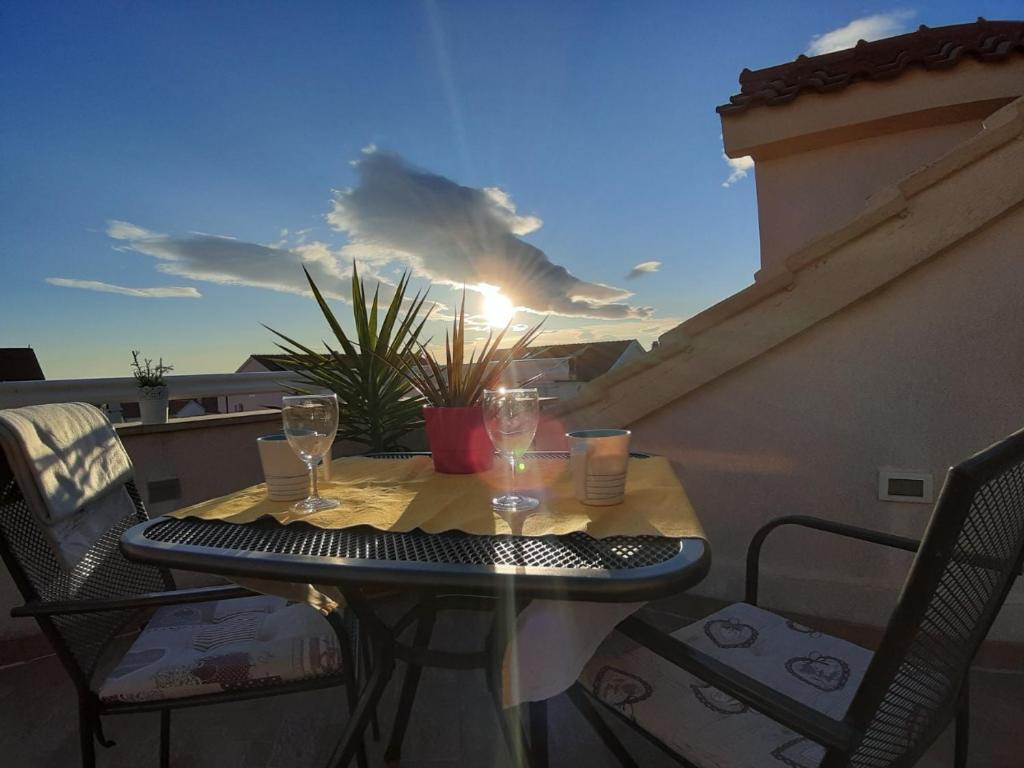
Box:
[520, 340, 639, 382]
[247, 354, 293, 372]
[718, 18, 1024, 114]
[0, 348, 44, 382]
[247, 339, 642, 383]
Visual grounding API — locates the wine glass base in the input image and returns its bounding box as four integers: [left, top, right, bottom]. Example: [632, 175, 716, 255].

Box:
[291, 496, 340, 513]
[491, 494, 540, 513]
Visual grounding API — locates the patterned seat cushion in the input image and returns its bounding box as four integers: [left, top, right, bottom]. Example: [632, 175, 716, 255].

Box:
[99, 595, 343, 704]
[579, 602, 872, 768]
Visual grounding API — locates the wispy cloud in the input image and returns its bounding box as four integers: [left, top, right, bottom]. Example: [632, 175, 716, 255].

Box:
[46, 277, 201, 298]
[626, 260, 662, 279]
[807, 10, 915, 56]
[105, 221, 365, 301]
[329, 148, 652, 319]
[722, 154, 754, 188]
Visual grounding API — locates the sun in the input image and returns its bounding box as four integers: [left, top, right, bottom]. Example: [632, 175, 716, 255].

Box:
[482, 290, 515, 329]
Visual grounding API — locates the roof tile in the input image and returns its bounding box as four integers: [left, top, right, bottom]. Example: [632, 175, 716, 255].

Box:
[719, 19, 1024, 115]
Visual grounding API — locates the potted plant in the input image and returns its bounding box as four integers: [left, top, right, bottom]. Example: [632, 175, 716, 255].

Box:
[391, 292, 545, 473]
[265, 263, 433, 453]
[130, 350, 173, 425]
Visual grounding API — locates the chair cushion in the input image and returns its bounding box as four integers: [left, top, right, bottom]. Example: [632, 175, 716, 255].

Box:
[98, 595, 343, 704]
[579, 602, 873, 768]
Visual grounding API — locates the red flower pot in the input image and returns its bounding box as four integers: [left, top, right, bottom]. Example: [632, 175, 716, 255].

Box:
[423, 406, 495, 474]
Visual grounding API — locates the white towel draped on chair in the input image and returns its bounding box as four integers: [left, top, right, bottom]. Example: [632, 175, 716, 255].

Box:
[0, 402, 137, 570]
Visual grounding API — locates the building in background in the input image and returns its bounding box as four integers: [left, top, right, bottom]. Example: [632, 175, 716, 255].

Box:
[227, 340, 645, 412]
[502, 340, 645, 400]
[0, 348, 44, 382]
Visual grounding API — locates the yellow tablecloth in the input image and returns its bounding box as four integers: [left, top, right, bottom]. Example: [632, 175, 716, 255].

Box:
[168, 455, 703, 541]
[167, 456, 705, 708]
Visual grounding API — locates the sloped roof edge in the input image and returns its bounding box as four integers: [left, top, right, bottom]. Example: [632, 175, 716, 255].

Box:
[719, 18, 1024, 115]
[550, 96, 1024, 427]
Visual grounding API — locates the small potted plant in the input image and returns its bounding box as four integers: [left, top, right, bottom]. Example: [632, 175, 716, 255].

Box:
[391, 292, 544, 473]
[131, 350, 173, 424]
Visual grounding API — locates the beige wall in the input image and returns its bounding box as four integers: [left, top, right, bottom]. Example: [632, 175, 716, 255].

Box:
[118, 411, 283, 515]
[724, 58, 1024, 277]
[754, 120, 982, 272]
[630, 203, 1024, 642]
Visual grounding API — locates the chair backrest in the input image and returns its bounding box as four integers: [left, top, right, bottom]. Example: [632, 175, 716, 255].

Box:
[841, 427, 1024, 767]
[0, 448, 173, 691]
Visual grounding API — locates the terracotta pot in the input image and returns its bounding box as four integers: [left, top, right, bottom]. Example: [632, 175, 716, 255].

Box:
[423, 406, 494, 474]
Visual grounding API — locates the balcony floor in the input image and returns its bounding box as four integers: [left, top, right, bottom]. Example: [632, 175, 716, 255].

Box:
[2, 596, 1020, 767]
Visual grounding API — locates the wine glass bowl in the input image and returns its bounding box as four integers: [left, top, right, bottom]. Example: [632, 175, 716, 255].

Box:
[483, 388, 540, 513]
[282, 393, 339, 512]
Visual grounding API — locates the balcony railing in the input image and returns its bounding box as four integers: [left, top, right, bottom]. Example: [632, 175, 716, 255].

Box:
[0, 372, 308, 409]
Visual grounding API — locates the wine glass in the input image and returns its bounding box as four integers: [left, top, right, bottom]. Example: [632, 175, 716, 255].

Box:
[483, 388, 540, 512]
[281, 393, 339, 512]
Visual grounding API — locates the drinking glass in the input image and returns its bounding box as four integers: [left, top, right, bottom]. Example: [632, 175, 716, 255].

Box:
[281, 393, 339, 512]
[483, 388, 540, 512]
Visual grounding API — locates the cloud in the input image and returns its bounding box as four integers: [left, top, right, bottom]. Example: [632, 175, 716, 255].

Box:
[46, 277, 201, 298]
[627, 260, 662, 279]
[328, 148, 652, 319]
[807, 10, 915, 56]
[106, 220, 364, 301]
[722, 153, 754, 188]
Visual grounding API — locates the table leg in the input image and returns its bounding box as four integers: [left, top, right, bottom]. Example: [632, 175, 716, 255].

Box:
[329, 610, 369, 768]
[384, 603, 437, 766]
[484, 599, 537, 767]
[566, 684, 638, 768]
[326, 591, 396, 768]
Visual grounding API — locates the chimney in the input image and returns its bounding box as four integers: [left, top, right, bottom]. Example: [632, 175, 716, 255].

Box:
[718, 20, 1024, 282]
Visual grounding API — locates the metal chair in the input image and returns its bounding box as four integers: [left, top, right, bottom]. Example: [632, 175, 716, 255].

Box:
[573, 426, 1024, 768]
[0, 407, 369, 768]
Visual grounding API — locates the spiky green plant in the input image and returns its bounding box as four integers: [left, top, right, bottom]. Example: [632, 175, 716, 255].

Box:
[264, 264, 433, 452]
[390, 291, 545, 407]
[130, 350, 173, 387]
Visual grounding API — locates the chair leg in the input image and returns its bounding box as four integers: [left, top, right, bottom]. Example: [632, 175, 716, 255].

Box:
[77, 699, 97, 768]
[93, 714, 115, 748]
[955, 678, 970, 768]
[336, 612, 369, 768]
[528, 699, 549, 768]
[567, 684, 639, 768]
[384, 606, 437, 766]
[160, 709, 171, 768]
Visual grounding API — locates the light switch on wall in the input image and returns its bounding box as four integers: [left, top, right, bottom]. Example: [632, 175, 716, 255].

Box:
[878, 468, 933, 504]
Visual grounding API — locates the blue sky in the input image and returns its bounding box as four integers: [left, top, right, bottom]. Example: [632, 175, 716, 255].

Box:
[0, 0, 1009, 378]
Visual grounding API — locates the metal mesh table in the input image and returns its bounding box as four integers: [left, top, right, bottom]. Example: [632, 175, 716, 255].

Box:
[118, 453, 710, 768]
[124, 516, 706, 601]
[121, 451, 708, 601]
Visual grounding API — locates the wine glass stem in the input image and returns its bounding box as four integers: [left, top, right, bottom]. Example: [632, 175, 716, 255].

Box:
[508, 452, 517, 499]
[308, 461, 319, 500]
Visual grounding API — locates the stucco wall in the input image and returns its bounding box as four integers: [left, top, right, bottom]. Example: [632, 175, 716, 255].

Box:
[754, 120, 982, 271]
[630, 203, 1024, 641]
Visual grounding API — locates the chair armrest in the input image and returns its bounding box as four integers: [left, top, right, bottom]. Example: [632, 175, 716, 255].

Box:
[11, 585, 256, 618]
[618, 615, 860, 753]
[746, 515, 920, 604]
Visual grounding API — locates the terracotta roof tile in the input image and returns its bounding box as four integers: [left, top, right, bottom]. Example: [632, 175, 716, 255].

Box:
[718, 18, 1024, 115]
